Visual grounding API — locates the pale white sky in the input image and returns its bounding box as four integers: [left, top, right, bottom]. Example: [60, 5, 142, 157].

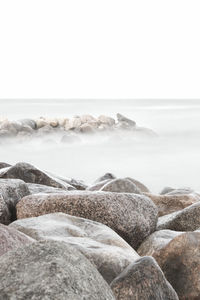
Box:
[0, 0, 200, 99]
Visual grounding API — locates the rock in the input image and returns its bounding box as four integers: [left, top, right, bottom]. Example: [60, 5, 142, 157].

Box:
[138, 231, 200, 300]
[61, 134, 80, 143]
[0, 162, 11, 169]
[46, 172, 87, 190]
[0, 223, 35, 256]
[27, 183, 67, 194]
[80, 114, 97, 124]
[116, 113, 136, 127]
[160, 186, 175, 195]
[0, 240, 115, 300]
[157, 201, 200, 231]
[110, 256, 179, 300]
[0, 120, 22, 135]
[87, 179, 111, 191]
[125, 177, 150, 193]
[94, 172, 116, 183]
[68, 117, 82, 130]
[0, 162, 75, 191]
[10, 212, 140, 283]
[80, 123, 95, 133]
[35, 117, 49, 129]
[0, 179, 30, 224]
[137, 229, 184, 257]
[47, 118, 59, 127]
[16, 191, 158, 249]
[145, 193, 198, 216]
[100, 178, 141, 194]
[37, 124, 54, 135]
[18, 118, 37, 130]
[98, 115, 115, 127]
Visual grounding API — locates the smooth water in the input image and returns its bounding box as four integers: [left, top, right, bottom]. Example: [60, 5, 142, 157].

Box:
[0, 99, 200, 193]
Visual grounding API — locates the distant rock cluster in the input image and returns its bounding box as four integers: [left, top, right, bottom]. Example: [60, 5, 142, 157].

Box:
[0, 161, 200, 299]
[0, 113, 157, 143]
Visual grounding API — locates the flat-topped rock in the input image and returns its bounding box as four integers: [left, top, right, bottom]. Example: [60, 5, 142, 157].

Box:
[0, 240, 115, 300]
[16, 191, 158, 249]
[10, 212, 140, 283]
[110, 256, 179, 300]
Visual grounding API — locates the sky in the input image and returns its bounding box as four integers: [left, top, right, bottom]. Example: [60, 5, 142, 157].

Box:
[0, 0, 200, 99]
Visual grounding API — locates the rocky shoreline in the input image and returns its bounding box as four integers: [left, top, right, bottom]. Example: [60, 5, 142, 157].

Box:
[0, 162, 200, 299]
[0, 113, 157, 144]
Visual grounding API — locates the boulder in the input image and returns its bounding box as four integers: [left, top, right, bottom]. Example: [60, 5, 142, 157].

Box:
[100, 178, 141, 194]
[0, 179, 30, 224]
[94, 172, 116, 183]
[87, 179, 111, 191]
[0, 162, 75, 191]
[145, 193, 198, 216]
[35, 117, 49, 129]
[160, 186, 175, 195]
[0, 162, 11, 169]
[18, 118, 37, 130]
[0, 223, 35, 256]
[98, 115, 115, 127]
[10, 212, 140, 283]
[157, 201, 200, 231]
[110, 256, 179, 300]
[138, 231, 200, 300]
[16, 191, 158, 249]
[27, 183, 67, 194]
[80, 123, 95, 133]
[116, 113, 136, 127]
[126, 177, 150, 193]
[0, 240, 115, 300]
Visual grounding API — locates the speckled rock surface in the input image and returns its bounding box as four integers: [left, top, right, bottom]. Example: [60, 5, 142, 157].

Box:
[0, 162, 75, 191]
[10, 212, 140, 283]
[0, 240, 115, 300]
[145, 193, 198, 216]
[0, 179, 30, 224]
[100, 178, 142, 194]
[125, 177, 150, 193]
[110, 256, 178, 300]
[157, 201, 200, 231]
[139, 232, 200, 300]
[0, 223, 35, 256]
[27, 183, 67, 194]
[87, 179, 111, 191]
[16, 191, 158, 249]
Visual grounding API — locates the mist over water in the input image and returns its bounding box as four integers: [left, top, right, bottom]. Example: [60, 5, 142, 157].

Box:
[0, 99, 200, 193]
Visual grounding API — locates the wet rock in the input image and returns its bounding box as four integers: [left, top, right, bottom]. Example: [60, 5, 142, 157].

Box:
[0, 223, 35, 256]
[116, 113, 136, 127]
[16, 191, 158, 249]
[110, 256, 179, 300]
[0, 179, 30, 224]
[94, 172, 116, 183]
[157, 201, 200, 231]
[27, 183, 67, 194]
[138, 231, 200, 300]
[100, 178, 141, 194]
[0, 162, 75, 191]
[125, 177, 150, 193]
[11, 212, 140, 283]
[0, 240, 115, 300]
[145, 193, 198, 216]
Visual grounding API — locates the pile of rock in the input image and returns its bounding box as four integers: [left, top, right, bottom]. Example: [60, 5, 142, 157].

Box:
[0, 161, 199, 299]
[0, 114, 157, 143]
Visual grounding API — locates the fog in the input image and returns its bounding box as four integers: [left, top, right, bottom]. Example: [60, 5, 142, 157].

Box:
[0, 99, 200, 193]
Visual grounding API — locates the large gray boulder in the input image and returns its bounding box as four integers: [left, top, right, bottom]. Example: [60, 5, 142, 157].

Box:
[138, 231, 200, 300]
[27, 183, 67, 194]
[0, 162, 75, 191]
[0, 162, 11, 170]
[100, 178, 141, 194]
[110, 256, 179, 300]
[16, 191, 158, 249]
[0, 240, 115, 300]
[0, 179, 30, 224]
[10, 212, 140, 283]
[157, 201, 200, 231]
[0, 223, 35, 256]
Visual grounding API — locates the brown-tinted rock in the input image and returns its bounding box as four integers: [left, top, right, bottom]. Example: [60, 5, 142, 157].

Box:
[125, 177, 150, 193]
[0, 179, 30, 224]
[138, 231, 200, 300]
[157, 201, 200, 231]
[100, 178, 141, 194]
[16, 191, 158, 249]
[0, 223, 35, 256]
[0, 240, 115, 300]
[0, 162, 75, 191]
[110, 256, 179, 300]
[145, 193, 198, 216]
[10, 212, 139, 283]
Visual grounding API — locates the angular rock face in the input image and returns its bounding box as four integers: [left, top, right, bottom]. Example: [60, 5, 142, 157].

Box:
[27, 183, 67, 194]
[145, 193, 198, 216]
[0, 179, 30, 224]
[125, 177, 150, 193]
[100, 178, 141, 194]
[0, 240, 115, 300]
[110, 256, 179, 300]
[116, 113, 136, 127]
[0, 162, 75, 191]
[0, 162, 11, 170]
[157, 201, 200, 231]
[10, 212, 140, 283]
[138, 232, 200, 300]
[0, 223, 35, 256]
[16, 191, 158, 249]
